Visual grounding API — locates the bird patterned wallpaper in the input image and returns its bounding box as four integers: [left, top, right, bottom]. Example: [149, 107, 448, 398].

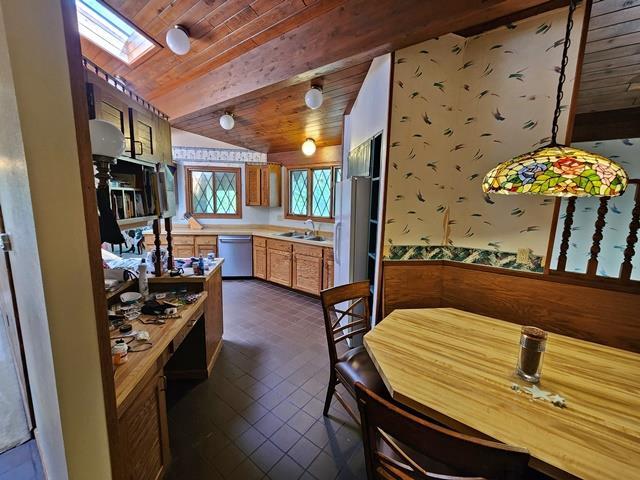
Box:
[384, 6, 584, 272]
[550, 139, 640, 280]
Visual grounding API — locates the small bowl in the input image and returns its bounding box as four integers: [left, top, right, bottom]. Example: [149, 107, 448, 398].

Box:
[120, 292, 142, 305]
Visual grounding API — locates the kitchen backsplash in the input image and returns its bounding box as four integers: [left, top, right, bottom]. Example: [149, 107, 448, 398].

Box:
[384, 5, 584, 271]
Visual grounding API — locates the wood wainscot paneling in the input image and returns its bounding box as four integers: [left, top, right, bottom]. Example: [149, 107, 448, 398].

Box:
[382, 260, 640, 353]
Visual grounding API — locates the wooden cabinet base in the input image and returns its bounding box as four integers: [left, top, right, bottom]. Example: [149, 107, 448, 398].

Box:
[118, 366, 170, 480]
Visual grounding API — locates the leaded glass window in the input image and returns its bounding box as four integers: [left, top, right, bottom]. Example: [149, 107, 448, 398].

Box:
[312, 169, 331, 218]
[290, 170, 308, 216]
[188, 167, 241, 217]
[287, 166, 340, 220]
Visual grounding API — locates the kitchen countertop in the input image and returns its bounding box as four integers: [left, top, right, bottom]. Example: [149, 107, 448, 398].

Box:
[145, 225, 334, 248]
[149, 258, 224, 283]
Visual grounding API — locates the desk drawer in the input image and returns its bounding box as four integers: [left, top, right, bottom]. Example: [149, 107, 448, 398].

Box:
[170, 313, 200, 353]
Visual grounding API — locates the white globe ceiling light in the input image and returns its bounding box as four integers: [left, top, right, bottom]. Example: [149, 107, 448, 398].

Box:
[166, 25, 190, 55]
[304, 86, 323, 110]
[302, 138, 316, 156]
[89, 119, 126, 158]
[219, 112, 235, 130]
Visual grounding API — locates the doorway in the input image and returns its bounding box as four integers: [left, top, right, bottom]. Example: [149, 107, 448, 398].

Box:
[0, 206, 33, 454]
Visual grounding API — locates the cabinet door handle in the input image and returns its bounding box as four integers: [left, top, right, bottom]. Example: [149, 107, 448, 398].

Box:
[124, 139, 143, 156]
[160, 375, 167, 392]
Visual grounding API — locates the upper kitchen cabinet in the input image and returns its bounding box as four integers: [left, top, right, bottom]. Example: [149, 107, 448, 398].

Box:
[245, 163, 281, 207]
[84, 61, 173, 165]
[129, 104, 160, 164]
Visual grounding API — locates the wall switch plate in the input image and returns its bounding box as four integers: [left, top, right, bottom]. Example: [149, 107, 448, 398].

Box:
[517, 248, 532, 264]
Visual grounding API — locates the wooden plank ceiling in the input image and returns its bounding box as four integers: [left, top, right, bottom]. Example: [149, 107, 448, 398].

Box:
[576, 0, 640, 114]
[171, 61, 370, 152]
[81, 0, 568, 152]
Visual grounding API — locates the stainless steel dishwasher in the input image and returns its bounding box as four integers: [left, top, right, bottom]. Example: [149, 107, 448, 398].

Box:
[217, 235, 253, 277]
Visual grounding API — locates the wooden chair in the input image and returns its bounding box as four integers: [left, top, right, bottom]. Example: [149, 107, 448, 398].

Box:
[355, 383, 530, 480]
[320, 281, 388, 424]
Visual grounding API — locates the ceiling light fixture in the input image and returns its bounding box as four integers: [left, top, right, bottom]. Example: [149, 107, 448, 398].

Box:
[302, 138, 316, 156]
[482, 0, 628, 198]
[219, 112, 235, 130]
[166, 25, 190, 55]
[304, 86, 324, 110]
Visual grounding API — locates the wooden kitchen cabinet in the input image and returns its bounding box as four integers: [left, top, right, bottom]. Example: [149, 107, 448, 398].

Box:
[195, 235, 217, 257]
[118, 367, 170, 480]
[157, 117, 173, 164]
[86, 68, 172, 166]
[174, 245, 195, 258]
[245, 163, 281, 207]
[246, 164, 262, 206]
[253, 237, 266, 279]
[130, 105, 161, 164]
[323, 248, 334, 290]
[266, 239, 292, 287]
[292, 244, 323, 295]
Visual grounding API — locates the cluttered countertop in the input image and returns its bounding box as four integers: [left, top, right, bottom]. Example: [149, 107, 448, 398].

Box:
[110, 290, 208, 410]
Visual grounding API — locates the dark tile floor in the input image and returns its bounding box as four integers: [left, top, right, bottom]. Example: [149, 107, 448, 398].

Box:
[166, 279, 366, 480]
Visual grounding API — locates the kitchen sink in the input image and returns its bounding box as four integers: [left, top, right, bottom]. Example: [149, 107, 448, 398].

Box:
[276, 232, 325, 242]
[277, 231, 305, 238]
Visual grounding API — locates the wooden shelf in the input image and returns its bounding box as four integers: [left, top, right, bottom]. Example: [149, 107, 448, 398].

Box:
[118, 215, 157, 227]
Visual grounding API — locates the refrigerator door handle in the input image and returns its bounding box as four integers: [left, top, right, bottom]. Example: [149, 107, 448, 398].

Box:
[334, 221, 341, 266]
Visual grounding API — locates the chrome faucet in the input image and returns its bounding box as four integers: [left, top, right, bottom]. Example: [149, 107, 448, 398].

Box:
[305, 218, 317, 237]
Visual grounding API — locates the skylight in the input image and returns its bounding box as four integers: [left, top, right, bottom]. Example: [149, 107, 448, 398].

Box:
[76, 0, 156, 65]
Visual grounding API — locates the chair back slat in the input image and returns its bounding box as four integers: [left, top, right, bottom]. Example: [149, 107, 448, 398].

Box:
[356, 383, 530, 480]
[321, 281, 372, 365]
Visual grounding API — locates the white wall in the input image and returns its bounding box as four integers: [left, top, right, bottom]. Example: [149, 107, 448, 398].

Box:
[171, 130, 333, 232]
[341, 54, 392, 321]
[343, 54, 392, 169]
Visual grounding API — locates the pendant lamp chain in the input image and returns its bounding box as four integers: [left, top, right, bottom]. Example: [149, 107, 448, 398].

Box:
[550, 0, 576, 146]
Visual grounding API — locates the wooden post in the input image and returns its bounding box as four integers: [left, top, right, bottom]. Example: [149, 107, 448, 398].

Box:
[556, 197, 576, 272]
[164, 216, 173, 271]
[152, 219, 162, 276]
[620, 184, 640, 281]
[586, 197, 609, 277]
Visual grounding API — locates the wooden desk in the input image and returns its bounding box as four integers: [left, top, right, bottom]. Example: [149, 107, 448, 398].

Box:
[364, 308, 640, 480]
[112, 292, 210, 480]
[113, 293, 207, 411]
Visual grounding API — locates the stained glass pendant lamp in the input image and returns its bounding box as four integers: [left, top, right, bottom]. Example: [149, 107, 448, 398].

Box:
[482, 0, 629, 198]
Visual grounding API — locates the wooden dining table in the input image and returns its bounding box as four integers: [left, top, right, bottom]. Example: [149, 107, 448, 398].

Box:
[363, 308, 640, 480]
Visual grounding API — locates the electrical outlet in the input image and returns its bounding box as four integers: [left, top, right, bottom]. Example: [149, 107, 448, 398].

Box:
[517, 248, 532, 264]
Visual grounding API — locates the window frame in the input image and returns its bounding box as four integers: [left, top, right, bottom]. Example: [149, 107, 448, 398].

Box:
[185, 166, 243, 219]
[76, 0, 161, 66]
[284, 164, 341, 223]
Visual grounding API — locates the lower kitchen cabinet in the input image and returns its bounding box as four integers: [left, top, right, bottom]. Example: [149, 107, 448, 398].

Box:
[195, 235, 217, 257]
[292, 244, 323, 295]
[266, 240, 292, 287]
[118, 367, 170, 480]
[253, 237, 267, 279]
[323, 248, 334, 290]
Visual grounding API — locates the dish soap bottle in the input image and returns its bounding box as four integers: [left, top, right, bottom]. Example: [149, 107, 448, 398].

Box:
[198, 255, 205, 275]
[138, 258, 149, 298]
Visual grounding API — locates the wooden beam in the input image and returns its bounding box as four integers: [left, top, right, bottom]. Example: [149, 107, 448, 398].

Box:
[572, 107, 640, 142]
[153, 0, 564, 120]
